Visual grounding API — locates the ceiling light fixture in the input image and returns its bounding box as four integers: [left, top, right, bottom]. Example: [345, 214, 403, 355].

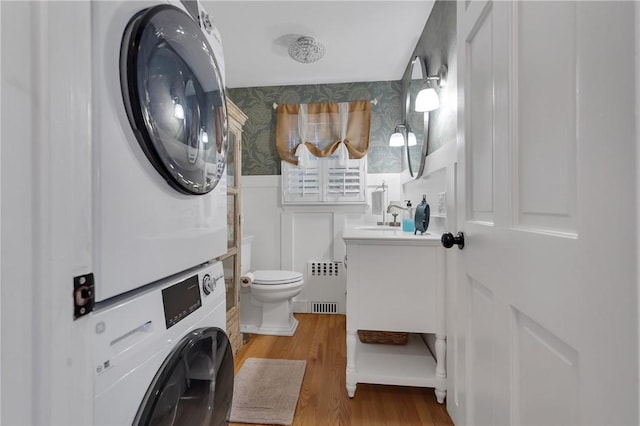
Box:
[288, 36, 325, 64]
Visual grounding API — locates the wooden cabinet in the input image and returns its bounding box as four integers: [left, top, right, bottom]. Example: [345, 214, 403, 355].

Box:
[342, 228, 447, 403]
[218, 99, 247, 355]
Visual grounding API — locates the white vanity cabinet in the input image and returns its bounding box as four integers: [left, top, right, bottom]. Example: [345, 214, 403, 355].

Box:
[343, 227, 446, 403]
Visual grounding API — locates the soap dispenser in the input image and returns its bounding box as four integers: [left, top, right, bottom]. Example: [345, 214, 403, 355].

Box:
[402, 200, 415, 232]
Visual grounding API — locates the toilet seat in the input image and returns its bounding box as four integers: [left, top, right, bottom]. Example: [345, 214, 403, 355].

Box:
[252, 270, 303, 285]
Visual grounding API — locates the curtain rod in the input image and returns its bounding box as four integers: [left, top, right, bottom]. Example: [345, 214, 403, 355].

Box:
[271, 98, 378, 110]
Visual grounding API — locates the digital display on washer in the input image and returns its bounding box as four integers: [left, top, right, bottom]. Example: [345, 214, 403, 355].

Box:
[162, 274, 202, 329]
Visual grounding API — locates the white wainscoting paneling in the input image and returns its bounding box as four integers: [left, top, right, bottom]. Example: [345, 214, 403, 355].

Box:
[241, 176, 282, 271]
[242, 173, 402, 312]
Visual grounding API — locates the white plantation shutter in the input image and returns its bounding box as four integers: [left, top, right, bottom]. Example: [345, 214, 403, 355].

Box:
[283, 158, 321, 203]
[326, 157, 366, 202]
[282, 155, 366, 205]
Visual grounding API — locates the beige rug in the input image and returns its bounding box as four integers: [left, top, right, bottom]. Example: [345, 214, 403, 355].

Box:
[230, 358, 306, 425]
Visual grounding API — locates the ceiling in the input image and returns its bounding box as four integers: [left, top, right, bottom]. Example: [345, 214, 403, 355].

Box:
[203, 1, 435, 88]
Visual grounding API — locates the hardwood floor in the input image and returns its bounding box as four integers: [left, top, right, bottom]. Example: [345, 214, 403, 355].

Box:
[229, 313, 454, 426]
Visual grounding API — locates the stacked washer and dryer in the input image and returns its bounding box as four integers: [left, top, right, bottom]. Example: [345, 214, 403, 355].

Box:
[90, 1, 234, 424]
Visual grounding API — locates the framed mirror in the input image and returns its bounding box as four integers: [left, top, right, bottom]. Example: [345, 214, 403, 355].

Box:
[404, 56, 429, 179]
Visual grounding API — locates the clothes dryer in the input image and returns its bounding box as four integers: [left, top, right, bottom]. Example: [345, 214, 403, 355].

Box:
[92, 261, 233, 425]
[92, 0, 228, 302]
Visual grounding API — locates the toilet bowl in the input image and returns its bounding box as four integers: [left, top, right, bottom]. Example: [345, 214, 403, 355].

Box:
[240, 236, 304, 336]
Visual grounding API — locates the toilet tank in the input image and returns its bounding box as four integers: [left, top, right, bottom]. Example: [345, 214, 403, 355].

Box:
[241, 235, 254, 274]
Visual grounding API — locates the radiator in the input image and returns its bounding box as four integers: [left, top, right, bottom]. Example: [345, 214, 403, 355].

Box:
[306, 261, 345, 314]
[309, 261, 341, 277]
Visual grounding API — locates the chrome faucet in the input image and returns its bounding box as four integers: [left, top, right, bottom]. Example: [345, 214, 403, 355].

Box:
[386, 203, 409, 213]
[385, 203, 408, 227]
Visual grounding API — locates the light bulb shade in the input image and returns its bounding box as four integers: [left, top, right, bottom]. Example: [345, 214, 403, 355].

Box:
[407, 131, 417, 146]
[174, 102, 185, 119]
[288, 36, 325, 64]
[389, 131, 405, 147]
[415, 88, 440, 112]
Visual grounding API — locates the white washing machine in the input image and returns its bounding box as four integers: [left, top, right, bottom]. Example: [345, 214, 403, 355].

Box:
[92, 261, 233, 425]
[92, 0, 229, 302]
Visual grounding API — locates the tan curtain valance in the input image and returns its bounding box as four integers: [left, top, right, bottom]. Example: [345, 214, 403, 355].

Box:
[276, 100, 371, 165]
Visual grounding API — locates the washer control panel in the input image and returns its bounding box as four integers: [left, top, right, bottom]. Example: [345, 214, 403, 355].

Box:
[162, 274, 202, 329]
[202, 272, 225, 296]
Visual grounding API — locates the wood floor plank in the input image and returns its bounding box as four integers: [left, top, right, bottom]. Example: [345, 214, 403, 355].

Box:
[229, 313, 454, 426]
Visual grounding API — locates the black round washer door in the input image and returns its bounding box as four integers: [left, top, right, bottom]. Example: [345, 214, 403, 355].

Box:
[134, 327, 234, 426]
[121, 5, 227, 195]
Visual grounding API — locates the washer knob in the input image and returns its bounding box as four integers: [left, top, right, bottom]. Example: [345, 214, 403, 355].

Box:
[202, 12, 213, 33]
[202, 274, 214, 295]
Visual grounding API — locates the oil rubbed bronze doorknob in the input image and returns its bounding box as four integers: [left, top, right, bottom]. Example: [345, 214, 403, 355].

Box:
[441, 232, 464, 249]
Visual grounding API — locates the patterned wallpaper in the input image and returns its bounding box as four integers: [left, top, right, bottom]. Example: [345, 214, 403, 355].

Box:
[228, 81, 402, 175]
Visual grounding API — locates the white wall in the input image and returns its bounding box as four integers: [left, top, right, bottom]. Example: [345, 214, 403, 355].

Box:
[403, 139, 460, 419]
[240, 161, 457, 314]
[404, 140, 457, 234]
[241, 172, 403, 311]
[241, 176, 282, 271]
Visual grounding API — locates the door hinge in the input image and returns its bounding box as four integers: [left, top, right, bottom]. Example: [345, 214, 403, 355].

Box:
[74, 273, 95, 319]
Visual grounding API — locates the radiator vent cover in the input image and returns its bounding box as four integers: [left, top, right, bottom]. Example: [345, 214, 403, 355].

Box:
[305, 261, 345, 314]
[309, 261, 341, 277]
[311, 301, 339, 314]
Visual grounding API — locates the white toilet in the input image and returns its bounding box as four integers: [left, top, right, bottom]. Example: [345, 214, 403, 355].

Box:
[240, 235, 304, 336]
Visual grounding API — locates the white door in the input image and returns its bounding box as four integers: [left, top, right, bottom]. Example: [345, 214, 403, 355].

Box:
[450, 1, 638, 425]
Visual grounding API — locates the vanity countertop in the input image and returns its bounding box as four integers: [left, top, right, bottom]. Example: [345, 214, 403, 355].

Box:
[342, 225, 442, 245]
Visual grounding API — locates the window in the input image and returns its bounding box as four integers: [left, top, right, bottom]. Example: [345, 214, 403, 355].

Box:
[282, 156, 367, 205]
[276, 100, 371, 205]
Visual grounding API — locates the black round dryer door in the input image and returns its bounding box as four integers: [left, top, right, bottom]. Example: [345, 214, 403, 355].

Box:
[134, 327, 234, 426]
[121, 5, 228, 195]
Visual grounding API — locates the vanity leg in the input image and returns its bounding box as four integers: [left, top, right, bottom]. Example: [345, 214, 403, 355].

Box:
[434, 333, 447, 404]
[346, 330, 357, 398]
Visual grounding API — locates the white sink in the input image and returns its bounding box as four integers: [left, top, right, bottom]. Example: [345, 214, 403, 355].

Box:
[355, 225, 430, 235]
[344, 225, 437, 243]
[356, 225, 402, 231]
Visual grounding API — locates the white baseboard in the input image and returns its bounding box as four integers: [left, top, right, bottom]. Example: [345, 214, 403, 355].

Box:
[292, 299, 309, 313]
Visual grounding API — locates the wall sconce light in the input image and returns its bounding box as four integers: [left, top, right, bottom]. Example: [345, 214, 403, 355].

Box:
[389, 125, 405, 147]
[415, 88, 439, 112]
[389, 124, 418, 147]
[407, 130, 417, 146]
[415, 64, 448, 112]
[173, 97, 185, 119]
